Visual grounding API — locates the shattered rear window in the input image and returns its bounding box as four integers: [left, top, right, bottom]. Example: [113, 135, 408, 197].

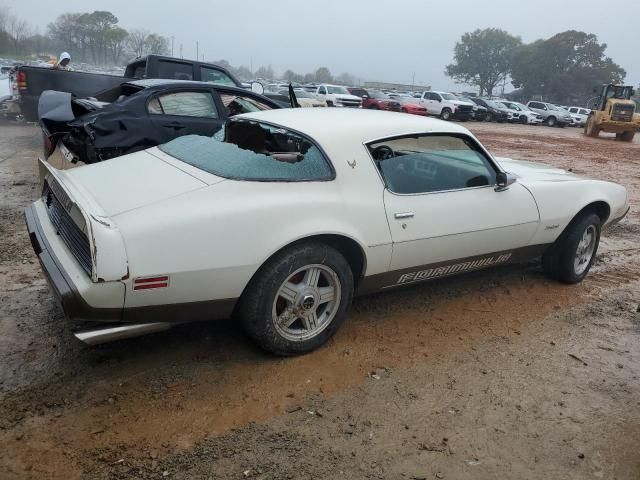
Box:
[158, 121, 333, 181]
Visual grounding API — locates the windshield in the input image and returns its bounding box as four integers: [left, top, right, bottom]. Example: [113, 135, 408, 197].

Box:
[293, 90, 313, 98]
[158, 120, 333, 181]
[440, 93, 457, 101]
[484, 100, 504, 109]
[327, 86, 350, 95]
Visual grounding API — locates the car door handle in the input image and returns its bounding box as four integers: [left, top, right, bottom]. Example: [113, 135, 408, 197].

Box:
[394, 212, 414, 219]
[163, 122, 186, 129]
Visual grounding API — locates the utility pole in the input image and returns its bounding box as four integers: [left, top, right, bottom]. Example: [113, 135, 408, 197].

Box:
[250, 56, 253, 77]
[411, 72, 415, 93]
[179, 44, 183, 59]
[171, 36, 174, 57]
[196, 41, 199, 61]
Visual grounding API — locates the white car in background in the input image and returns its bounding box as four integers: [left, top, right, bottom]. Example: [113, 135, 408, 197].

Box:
[278, 88, 327, 108]
[310, 84, 361, 107]
[414, 90, 475, 120]
[566, 106, 591, 127]
[26, 109, 629, 355]
[499, 101, 544, 125]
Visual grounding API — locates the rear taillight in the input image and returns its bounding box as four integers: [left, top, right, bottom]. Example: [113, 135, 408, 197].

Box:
[17, 71, 27, 93]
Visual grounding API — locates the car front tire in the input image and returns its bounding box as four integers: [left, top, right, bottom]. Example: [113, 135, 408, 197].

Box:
[546, 116, 557, 127]
[440, 108, 452, 121]
[542, 212, 601, 284]
[237, 242, 354, 356]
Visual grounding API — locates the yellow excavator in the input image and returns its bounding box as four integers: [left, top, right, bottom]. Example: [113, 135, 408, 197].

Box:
[584, 84, 639, 142]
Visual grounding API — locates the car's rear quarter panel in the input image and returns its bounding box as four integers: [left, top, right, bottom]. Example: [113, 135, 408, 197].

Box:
[113, 157, 392, 308]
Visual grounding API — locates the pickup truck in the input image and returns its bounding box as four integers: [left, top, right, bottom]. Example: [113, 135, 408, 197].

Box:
[309, 84, 361, 108]
[8, 55, 240, 121]
[414, 90, 474, 121]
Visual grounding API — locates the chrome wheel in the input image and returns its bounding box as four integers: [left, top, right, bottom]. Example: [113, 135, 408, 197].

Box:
[574, 225, 596, 275]
[272, 264, 341, 342]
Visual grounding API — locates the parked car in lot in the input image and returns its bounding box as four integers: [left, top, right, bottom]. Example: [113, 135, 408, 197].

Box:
[467, 98, 509, 122]
[310, 84, 361, 107]
[414, 90, 474, 121]
[278, 88, 326, 108]
[39, 79, 280, 166]
[386, 93, 428, 116]
[455, 95, 488, 121]
[498, 101, 544, 124]
[347, 88, 401, 111]
[565, 106, 590, 127]
[26, 108, 629, 354]
[526, 101, 573, 127]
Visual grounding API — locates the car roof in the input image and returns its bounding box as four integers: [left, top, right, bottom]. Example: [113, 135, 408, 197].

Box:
[125, 79, 251, 95]
[236, 108, 470, 145]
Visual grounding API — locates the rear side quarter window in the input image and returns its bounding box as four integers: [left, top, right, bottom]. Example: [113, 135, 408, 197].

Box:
[148, 91, 219, 118]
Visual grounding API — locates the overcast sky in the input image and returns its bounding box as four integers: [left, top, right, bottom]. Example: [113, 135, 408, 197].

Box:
[4, 0, 639, 91]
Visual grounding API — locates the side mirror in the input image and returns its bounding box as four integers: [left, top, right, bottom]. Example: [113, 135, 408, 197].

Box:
[495, 171, 517, 192]
[250, 81, 264, 94]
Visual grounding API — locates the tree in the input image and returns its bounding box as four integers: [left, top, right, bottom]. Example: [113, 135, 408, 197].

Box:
[314, 67, 333, 83]
[335, 72, 355, 85]
[511, 31, 625, 103]
[282, 69, 304, 83]
[126, 29, 148, 58]
[235, 65, 253, 81]
[105, 26, 128, 63]
[254, 65, 275, 79]
[144, 33, 169, 55]
[446, 28, 522, 96]
[7, 13, 28, 56]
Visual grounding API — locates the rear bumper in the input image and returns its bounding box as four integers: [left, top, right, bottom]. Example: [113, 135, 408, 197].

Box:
[25, 203, 123, 324]
[26, 202, 237, 343]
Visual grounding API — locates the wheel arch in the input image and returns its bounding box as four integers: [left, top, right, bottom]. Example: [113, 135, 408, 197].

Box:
[243, 233, 368, 295]
[575, 200, 611, 224]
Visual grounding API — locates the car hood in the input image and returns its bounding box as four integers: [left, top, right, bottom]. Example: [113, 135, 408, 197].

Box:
[334, 93, 362, 101]
[495, 157, 582, 183]
[452, 100, 474, 107]
[61, 148, 223, 217]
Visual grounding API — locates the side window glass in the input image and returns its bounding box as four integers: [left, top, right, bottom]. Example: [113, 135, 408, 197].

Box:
[200, 67, 236, 86]
[220, 93, 273, 116]
[319, 87, 327, 95]
[368, 135, 496, 194]
[151, 91, 219, 118]
[157, 60, 193, 80]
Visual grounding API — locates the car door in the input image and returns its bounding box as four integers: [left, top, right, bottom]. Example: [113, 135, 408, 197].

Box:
[370, 133, 540, 274]
[148, 88, 224, 142]
[316, 86, 327, 103]
[422, 92, 442, 115]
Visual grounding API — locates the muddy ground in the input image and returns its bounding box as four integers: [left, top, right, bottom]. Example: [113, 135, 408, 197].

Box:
[0, 121, 639, 480]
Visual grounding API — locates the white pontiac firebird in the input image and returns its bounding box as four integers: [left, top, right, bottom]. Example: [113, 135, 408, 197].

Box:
[26, 109, 629, 355]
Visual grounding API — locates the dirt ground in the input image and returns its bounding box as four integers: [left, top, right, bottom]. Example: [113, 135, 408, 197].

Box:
[0, 121, 639, 480]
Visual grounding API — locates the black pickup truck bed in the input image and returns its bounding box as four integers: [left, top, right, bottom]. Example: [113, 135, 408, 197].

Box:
[10, 55, 241, 121]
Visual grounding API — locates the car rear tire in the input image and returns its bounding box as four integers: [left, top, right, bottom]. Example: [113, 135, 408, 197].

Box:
[616, 131, 635, 142]
[368, 105, 379, 110]
[546, 116, 557, 127]
[237, 242, 354, 356]
[440, 108, 452, 121]
[542, 212, 601, 284]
